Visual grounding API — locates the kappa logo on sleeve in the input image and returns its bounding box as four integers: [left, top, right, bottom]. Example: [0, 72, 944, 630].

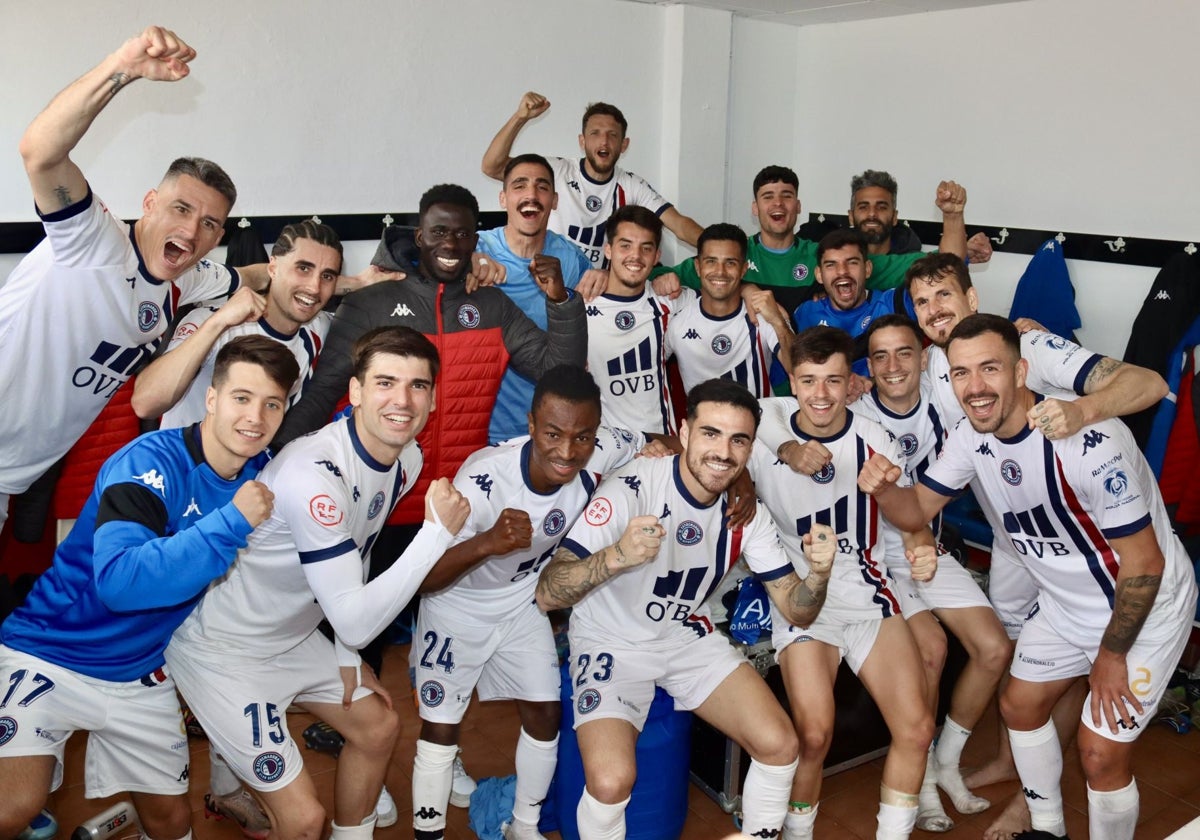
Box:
[309, 494, 344, 526]
[133, 469, 167, 494]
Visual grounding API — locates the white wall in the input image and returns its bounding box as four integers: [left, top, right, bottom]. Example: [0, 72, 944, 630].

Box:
[786, 0, 1199, 357]
[0, 0, 668, 221]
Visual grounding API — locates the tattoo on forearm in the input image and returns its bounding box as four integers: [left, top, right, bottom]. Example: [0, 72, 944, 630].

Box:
[1083, 356, 1123, 393]
[1101, 573, 1161, 654]
[108, 72, 130, 97]
[53, 186, 74, 209]
[767, 573, 829, 626]
[537, 547, 615, 608]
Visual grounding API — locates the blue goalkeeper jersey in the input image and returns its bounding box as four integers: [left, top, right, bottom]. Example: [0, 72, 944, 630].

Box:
[1, 424, 262, 681]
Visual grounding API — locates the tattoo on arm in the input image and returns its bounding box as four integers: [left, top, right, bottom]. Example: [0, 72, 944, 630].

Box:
[108, 72, 130, 97]
[53, 186, 74, 209]
[1083, 356, 1124, 394]
[1101, 573, 1161, 655]
[537, 546, 616, 609]
[765, 572, 829, 627]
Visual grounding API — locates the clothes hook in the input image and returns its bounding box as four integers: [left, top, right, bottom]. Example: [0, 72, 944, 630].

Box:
[382, 214, 394, 227]
[1104, 236, 1127, 253]
[991, 228, 1009, 245]
[237, 217, 251, 229]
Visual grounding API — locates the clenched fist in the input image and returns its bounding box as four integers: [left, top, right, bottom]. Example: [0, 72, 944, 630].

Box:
[233, 480, 274, 527]
[802, 523, 836, 577]
[426, 477, 470, 536]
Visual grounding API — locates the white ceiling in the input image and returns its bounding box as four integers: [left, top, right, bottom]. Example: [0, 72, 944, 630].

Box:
[621, 0, 1027, 26]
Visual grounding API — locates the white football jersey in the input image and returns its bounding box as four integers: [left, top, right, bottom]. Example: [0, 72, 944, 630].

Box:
[423, 425, 645, 622]
[586, 286, 695, 435]
[0, 192, 236, 494]
[171, 415, 421, 658]
[562, 455, 791, 644]
[927, 329, 1100, 428]
[922, 413, 1196, 640]
[666, 299, 781, 397]
[548, 157, 671, 268]
[750, 409, 904, 623]
[159, 308, 331, 429]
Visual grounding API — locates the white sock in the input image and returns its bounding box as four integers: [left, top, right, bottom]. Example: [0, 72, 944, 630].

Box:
[209, 753, 243, 797]
[933, 718, 989, 814]
[876, 801, 918, 840]
[413, 739, 458, 839]
[330, 815, 376, 840]
[575, 789, 628, 840]
[741, 757, 797, 838]
[917, 748, 953, 832]
[513, 728, 558, 826]
[1088, 779, 1139, 840]
[1008, 721, 1065, 836]
[782, 805, 817, 840]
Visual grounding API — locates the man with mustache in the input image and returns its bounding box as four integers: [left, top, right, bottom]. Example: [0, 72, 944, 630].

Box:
[482, 92, 703, 266]
[477, 154, 599, 443]
[860, 313, 1196, 840]
[651, 166, 971, 316]
[537, 378, 841, 840]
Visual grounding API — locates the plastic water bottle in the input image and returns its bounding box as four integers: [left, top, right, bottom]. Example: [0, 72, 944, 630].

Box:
[71, 802, 139, 840]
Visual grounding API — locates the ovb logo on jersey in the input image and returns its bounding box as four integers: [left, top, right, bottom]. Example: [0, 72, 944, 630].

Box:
[544, 508, 567, 536]
[253, 752, 286, 783]
[367, 491, 386, 520]
[577, 688, 601, 715]
[614, 311, 636, 331]
[0, 716, 17, 747]
[138, 301, 161, 333]
[711, 335, 732, 356]
[811, 463, 835, 484]
[1103, 468, 1129, 498]
[420, 680, 446, 708]
[457, 303, 481, 328]
[1001, 459, 1023, 486]
[792, 264, 809, 282]
[676, 520, 703, 545]
[585, 195, 603, 212]
[898, 433, 918, 457]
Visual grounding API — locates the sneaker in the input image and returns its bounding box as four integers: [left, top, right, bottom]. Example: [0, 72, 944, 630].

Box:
[449, 751, 477, 808]
[501, 817, 547, 840]
[17, 810, 57, 840]
[204, 790, 271, 840]
[376, 786, 398, 828]
[301, 721, 346, 758]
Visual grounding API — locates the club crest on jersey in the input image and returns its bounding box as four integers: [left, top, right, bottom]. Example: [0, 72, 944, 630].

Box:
[420, 680, 446, 707]
[585, 195, 603, 212]
[898, 433, 918, 457]
[457, 303, 481, 329]
[367, 491, 386, 520]
[577, 688, 601, 715]
[860, 315, 873, 331]
[138, 301, 161, 333]
[309, 494, 344, 526]
[1001, 459, 1023, 486]
[0, 716, 17, 746]
[614, 311, 636, 331]
[253, 752, 285, 783]
[792, 264, 809, 282]
[1103, 468, 1129, 498]
[544, 508, 567, 536]
[711, 334, 733, 356]
[811, 463, 835, 484]
[676, 520, 703, 545]
[584, 497, 613, 526]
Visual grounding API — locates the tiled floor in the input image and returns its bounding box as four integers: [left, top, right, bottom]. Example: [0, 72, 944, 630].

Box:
[45, 644, 1200, 839]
